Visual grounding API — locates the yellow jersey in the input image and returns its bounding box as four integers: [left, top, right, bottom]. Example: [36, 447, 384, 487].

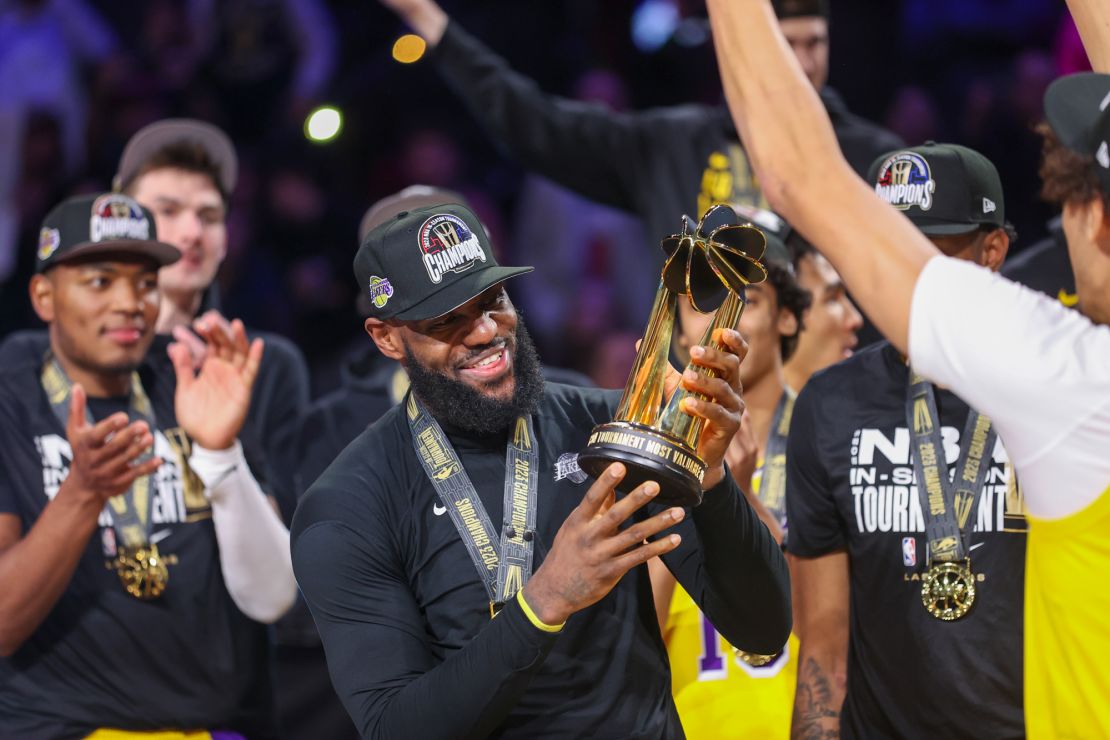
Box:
[664, 458, 795, 739]
[666, 585, 796, 739]
[1024, 482, 1110, 739]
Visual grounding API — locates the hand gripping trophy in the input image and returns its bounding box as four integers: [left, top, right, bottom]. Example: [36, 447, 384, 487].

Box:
[578, 205, 768, 506]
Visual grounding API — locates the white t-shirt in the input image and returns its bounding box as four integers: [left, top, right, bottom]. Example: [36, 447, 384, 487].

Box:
[908, 256, 1110, 520]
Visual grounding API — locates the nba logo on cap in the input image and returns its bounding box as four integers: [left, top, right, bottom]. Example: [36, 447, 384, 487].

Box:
[902, 536, 917, 567]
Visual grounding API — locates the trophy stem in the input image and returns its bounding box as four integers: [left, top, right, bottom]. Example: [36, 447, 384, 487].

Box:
[614, 282, 678, 426]
[658, 291, 745, 449]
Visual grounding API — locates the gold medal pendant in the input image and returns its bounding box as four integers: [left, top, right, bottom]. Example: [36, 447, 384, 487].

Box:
[735, 650, 777, 667]
[920, 560, 976, 621]
[111, 543, 176, 600]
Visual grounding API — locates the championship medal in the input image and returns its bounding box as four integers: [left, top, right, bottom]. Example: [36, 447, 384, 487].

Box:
[736, 649, 776, 667]
[110, 543, 177, 600]
[920, 560, 976, 621]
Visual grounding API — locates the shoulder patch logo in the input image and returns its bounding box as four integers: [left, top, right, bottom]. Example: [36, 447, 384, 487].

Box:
[874, 152, 935, 211]
[417, 213, 486, 284]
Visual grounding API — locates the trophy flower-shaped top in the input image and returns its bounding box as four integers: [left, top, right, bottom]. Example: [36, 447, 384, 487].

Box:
[660, 204, 768, 313]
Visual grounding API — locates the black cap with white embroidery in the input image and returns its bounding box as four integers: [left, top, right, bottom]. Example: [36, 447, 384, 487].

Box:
[1044, 72, 1110, 193]
[36, 193, 180, 274]
[867, 142, 1007, 236]
[354, 203, 532, 321]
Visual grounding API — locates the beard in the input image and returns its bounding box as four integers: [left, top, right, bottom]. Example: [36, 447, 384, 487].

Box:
[403, 321, 545, 435]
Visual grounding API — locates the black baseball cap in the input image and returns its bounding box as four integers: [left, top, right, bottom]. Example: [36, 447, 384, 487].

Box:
[1044, 72, 1110, 192]
[867, 142, 1006, 236]
[36, 193, 181, 273]
[114, 119, 238, 196]
[354, 203, 532, 321]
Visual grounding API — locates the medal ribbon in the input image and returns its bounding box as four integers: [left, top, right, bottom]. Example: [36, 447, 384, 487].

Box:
[406, 393, 539, 610]
[756, 388, 795, 522]
[41, 355, 157, 548]
[906, 371, 997, 564]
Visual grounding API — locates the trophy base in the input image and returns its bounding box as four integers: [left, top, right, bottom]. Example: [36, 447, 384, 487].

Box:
[578, 421, 706, 507]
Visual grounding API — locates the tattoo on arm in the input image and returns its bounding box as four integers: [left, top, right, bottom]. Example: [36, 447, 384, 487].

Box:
[791, 656, 842, 740]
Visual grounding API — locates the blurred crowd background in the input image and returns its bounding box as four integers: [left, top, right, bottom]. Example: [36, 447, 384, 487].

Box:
[0, 0, 1084, 394]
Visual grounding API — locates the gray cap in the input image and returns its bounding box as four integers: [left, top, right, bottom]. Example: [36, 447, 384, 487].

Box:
[115, 119, 238, 196]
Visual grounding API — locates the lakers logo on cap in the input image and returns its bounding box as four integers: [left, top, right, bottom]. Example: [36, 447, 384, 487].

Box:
[418, 213, 486, 284]
[368, 275, 394, 308]
[38, 228, 61, 262]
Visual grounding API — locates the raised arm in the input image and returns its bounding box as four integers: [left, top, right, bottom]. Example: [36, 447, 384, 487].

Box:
[1066, 0, 1110, 72]
[704, 0, 937, 352]
[170, 317, 296, 623]
[380, 0, 668, 211]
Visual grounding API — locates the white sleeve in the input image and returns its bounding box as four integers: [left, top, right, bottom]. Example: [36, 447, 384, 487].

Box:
[190, 442, 298, 623]
[908, 256, 1110, 519]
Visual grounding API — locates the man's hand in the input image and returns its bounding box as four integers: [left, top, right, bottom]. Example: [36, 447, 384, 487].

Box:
[379, 0, 448, 45]
[664, 328, 749, 489]
[57, 383, 163, 508]
[169, 316, 264, 451]
[521, 463, 684, 626]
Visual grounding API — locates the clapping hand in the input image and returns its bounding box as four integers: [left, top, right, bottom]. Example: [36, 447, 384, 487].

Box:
[168, 316, 263, 451]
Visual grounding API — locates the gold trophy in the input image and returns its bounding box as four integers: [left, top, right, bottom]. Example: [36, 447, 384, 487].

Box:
[578, 205, 768, 506]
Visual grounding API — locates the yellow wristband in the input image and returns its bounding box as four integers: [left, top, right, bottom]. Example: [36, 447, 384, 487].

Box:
[516, 590, 565, 633]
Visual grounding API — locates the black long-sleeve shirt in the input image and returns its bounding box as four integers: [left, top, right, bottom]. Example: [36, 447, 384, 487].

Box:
[291, 383, 790, 738]
[431, 22, 903, 254]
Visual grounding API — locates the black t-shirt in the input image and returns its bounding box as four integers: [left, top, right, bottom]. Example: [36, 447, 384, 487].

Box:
[0, 328, 310, 523]
[291, 382, 791, 739]
[785, 343, 1026, 738]
[0, 353, 275, 739]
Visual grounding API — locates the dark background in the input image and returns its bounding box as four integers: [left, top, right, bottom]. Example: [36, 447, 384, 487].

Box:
[0, 0, 1082, 392]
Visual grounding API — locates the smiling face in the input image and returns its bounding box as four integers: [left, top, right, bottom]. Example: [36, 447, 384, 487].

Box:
[400, 285, 519, 400]
[366, 284, 544, 433]
[129, 167, 227, 299]
[31, 255, 160, 388]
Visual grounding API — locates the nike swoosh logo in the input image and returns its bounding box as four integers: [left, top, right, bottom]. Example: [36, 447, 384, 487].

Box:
[150, 529, 172, 544]
[433, 503, 447, 516]
[969, 542, 985, 552]
[1058, 289, 1079, 307]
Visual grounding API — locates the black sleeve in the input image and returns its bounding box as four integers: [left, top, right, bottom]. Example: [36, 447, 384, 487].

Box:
[662, 469, 792, 655]
[293, 519, 559, 739]
[249, 334, 311, 521]
[431, 22, 662, 212]
[784, 381, 846, 557]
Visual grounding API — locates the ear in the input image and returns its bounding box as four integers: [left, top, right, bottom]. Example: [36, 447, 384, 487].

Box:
[29, 274, 55, 323]
[364, 317, 405, 361]
[1090, 196, 1110, 257]
[776, 305, 799, 339]
[980, 228, 1011, 272]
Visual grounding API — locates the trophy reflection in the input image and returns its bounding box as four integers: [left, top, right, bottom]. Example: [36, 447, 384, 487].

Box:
[578, 205, 768, 507]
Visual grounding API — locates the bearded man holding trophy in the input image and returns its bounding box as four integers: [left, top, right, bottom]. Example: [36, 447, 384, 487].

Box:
[291, 201, 788, 738]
